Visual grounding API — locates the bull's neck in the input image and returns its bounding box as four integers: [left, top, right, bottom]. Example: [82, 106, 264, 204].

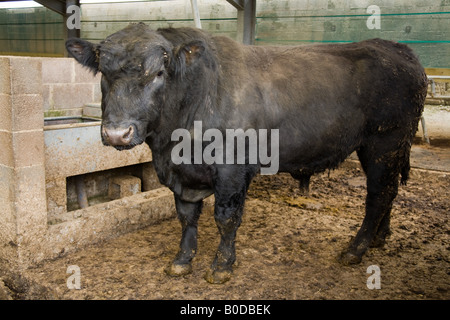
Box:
[147, 79, 216, 153]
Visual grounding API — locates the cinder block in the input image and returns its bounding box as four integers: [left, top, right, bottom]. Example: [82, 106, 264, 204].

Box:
[142, 162, 163, 191]
[12, 165, 47, 238]
[0, 165, 17, 269]
[12, 130, 45, 168]
[74, 62, 101, 84]
[93, 83, 102, 103]
[45, 177, 67, 220]
[11, 94, 44, 131]
[140, 188, 176, 221]
[0, 165, 14, 226]
[42, 84, 52, 111]
[0, 132, 13, 167]
[42, 58, 73, 84]
[0, 94, 12, 131]
[82, 103, 102, 118]
[51, 83, 94, 109]
[10, 57, 42, 95]
[0, 58, 11, 94]
[108, 175, 142, 200]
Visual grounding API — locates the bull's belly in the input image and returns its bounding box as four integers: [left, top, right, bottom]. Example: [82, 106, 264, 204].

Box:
[276, 129, 362, 173]
[271, 103, 365, 173]
[277, 145, 355, 173]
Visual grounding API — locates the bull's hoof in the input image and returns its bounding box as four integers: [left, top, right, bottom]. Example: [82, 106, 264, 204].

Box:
[164, 263, 192, 277]
[338, 251, 362, 265]
[370, 237, 387, 248]
[371, 231, 391, 248]
[204, 268, 232, 284]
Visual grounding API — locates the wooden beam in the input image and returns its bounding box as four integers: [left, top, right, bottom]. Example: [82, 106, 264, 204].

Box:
[65, 0, 80, 39]
[64, 0, 80, 56]
[34, 1, 80, 56]
[234, 0, 256, 45]
[226, 0, 244, 11]
[34, 0, 65, 15]
[242, 0, 256, 45]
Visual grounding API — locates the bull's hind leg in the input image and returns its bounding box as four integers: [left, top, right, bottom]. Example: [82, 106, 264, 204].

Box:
[165, 195, 203, 277]
[370, 140, 412, 248]
[290, 171, 312, 195]
[339, 137, 406, 265]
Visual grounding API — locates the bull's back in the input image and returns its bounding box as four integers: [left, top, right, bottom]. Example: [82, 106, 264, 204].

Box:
[212, 37, 427, 172]
[244, 39, 426, 123]
[335, 39, 427, 127]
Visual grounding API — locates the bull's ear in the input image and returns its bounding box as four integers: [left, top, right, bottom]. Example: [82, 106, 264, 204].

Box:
[66, 38, 99, 74]
[179, 40, 205, 65]
[173, 40, 205, 76]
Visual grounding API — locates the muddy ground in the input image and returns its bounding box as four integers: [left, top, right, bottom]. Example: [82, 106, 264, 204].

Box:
[2, 141, 448, 300]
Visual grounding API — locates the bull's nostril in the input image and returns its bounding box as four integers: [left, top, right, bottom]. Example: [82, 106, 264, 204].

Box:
[102, 126, 134, 146]
[123, 126, 133, 140]
[101, 127, 109, 139]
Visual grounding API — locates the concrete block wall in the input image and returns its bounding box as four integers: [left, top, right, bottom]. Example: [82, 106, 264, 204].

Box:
[0, 56, 47, 271]
[0, 56, 175, 273]
[41, 58, 101, 116]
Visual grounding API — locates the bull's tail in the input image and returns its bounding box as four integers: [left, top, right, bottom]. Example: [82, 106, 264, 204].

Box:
[400, 140, 413, 186]
[400, 159, 410, 186]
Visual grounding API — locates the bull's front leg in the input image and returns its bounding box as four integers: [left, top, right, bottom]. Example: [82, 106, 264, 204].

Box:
[204, 166, 257, 284]
[165, 194, 203, 277]
[204, 194, 245, 284]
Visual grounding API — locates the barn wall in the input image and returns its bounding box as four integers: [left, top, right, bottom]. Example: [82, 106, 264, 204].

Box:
[254, 0, 450, 68]
[0, 6, 64, 56]
[0, 0, 449, 67]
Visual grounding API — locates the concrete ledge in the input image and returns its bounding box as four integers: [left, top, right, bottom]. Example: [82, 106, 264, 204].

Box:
[108, 175, 142, 200]
[44, 123, 152, 180]
[83, 103, 102, 118]
[7, 187, 176, 271]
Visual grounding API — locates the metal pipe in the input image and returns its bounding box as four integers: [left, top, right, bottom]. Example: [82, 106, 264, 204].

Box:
[427, 76, 450, 99]
[430, 78, 436, 97]
[422, 75, 450, 144]
[420, 116, 430, 144]
[190, 0, 202, 29]
[75, 175, 89, 209]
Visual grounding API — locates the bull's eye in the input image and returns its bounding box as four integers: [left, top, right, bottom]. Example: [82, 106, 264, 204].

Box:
[157, 71, 164, 77]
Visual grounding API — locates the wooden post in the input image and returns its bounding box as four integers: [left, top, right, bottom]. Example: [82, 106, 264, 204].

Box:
[242, 0, 256, 45]
[227, 0, 256, 45]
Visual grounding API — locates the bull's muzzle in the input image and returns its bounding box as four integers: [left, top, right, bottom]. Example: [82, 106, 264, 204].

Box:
[101, 125, 134, 147]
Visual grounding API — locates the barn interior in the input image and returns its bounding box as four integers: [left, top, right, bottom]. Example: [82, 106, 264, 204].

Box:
[0, 0, 448, 301]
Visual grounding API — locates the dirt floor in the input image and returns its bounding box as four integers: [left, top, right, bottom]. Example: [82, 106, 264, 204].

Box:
[0, 106, 449, 301]
[2, 145, 448, 301]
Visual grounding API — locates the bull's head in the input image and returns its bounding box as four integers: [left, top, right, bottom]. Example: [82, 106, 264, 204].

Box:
[66, 23, 206, 150]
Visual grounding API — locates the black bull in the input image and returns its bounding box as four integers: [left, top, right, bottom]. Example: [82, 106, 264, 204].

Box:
[66, 23, 427, 284]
